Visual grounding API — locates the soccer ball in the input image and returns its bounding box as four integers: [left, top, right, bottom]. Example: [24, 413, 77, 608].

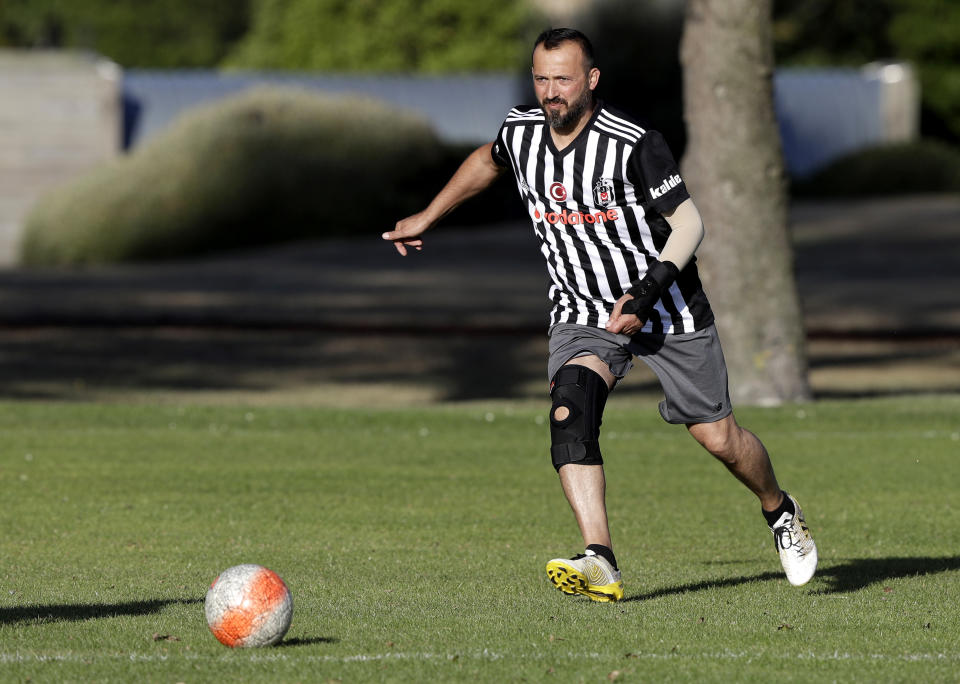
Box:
[205, 564, 293, 648]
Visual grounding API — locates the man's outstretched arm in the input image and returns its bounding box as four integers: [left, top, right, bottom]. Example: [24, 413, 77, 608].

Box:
[382, 142, 505, 256]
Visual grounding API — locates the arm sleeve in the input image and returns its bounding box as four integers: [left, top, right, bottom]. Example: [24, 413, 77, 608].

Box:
[627, 130, 690, 214]
[659, 198, 705, 271]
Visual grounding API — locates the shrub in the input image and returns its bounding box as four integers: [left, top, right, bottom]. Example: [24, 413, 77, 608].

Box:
[792, 139, 960, 197]
[21, 88, 447, 265]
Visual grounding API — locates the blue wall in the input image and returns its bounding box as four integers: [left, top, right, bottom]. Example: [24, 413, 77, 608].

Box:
[774, 69, 886, 178]
[123, 68, 906, 178]
[123, 71, 528, 150]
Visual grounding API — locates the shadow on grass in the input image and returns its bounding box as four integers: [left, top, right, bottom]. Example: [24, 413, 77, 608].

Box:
[278, 636, 339, 647]
[622, 572, 783, 602]
[0, 598, 202, 625]
[812, 555, 960, 594]
[622, 555, 960, 602]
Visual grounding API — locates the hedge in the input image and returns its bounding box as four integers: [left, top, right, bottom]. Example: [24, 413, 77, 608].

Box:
[21, 88, 449, 265]
[792, 139, 960, 197]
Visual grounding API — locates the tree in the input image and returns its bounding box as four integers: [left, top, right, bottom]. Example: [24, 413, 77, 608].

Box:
[0, 0, 250, 68]
[680, 0, 811, 404]
[225, 0, 537, 72]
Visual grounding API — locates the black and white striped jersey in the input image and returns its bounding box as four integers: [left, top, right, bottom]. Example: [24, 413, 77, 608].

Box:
[491, 101, 713, 334]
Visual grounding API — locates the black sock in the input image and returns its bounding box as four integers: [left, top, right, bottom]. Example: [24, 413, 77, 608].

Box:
[586, 543, 618, 571]
[762, 491, 795, 527]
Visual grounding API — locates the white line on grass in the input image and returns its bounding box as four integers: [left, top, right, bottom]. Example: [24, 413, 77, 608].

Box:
[2, 650, 959, 665]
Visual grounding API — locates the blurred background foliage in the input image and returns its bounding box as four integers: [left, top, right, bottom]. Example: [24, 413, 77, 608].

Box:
[0, 0, 539, 72]
[774, 0, 960, 143]
[4, 0, 960, 263]
[572, 0, 686, 158]
[791, 139, 960, 197]
[0, 0, 251, 67]
[225, 0, 538, 72]
[21, 89, 456, 264]
[3, 0, 958, 142]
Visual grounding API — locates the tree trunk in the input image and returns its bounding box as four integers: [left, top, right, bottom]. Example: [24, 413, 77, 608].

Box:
[680, 0, 811, 404]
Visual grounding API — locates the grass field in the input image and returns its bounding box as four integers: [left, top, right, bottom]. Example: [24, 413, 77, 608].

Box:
[1, 395, 958, 682]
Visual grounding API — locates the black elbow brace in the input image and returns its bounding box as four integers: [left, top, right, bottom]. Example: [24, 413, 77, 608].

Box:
[549, 364, 610, 471]
[621, 260, 680, 320]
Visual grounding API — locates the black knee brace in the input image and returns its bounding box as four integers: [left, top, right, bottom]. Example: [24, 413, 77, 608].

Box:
[549, 364, 610, 471]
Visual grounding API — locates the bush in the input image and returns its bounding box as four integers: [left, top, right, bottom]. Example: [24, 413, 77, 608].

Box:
[21, 88, 448, 265]
[792, 139, 960, 197]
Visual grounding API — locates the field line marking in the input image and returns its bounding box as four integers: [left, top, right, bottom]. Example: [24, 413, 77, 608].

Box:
[2, 650, 960, 665]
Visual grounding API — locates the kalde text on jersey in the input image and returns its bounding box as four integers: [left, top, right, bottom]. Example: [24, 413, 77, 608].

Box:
[649, 174, 682, 199]
[536, 208, 620, 225]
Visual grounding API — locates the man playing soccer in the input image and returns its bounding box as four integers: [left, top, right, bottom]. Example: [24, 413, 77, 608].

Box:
[383, 28, 817, 601]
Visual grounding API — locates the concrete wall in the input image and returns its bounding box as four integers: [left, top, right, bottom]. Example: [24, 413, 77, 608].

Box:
[0, 50, 121, 265]
[774, 64, 920, 178]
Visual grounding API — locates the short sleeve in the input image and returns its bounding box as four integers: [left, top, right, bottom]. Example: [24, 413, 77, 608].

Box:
[491, 136, 510, 168]
[627, 130, 690, 214]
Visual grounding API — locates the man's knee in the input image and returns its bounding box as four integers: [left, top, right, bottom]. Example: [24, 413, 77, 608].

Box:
[549, 364, 609, 471]
[689, 417, 739, 463]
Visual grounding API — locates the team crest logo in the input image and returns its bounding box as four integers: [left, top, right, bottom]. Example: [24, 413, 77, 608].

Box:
[593, 178, 615, 207]
[549, 182, 567, 202]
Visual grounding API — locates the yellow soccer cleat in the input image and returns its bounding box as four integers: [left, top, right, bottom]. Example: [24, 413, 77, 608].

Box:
[546, 550, 624, 602]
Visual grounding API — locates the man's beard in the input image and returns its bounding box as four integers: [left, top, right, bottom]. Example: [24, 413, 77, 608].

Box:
[542, 88, 593, 132]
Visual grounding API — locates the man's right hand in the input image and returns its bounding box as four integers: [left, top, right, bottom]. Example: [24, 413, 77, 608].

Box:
[382, 211, 433, 256]
[382, 141, 504, 256]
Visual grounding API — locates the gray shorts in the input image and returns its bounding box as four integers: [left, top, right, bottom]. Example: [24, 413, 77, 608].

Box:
[547, 323, 732, 425]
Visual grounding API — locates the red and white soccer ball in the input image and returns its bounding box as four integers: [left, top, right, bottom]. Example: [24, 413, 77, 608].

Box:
[205, 564, 293, 648]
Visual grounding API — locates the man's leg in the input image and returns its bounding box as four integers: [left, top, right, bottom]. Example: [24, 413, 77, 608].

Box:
[545, 354, 624, 601]
[687, 414, 818, 585]
[556, 355, 616, 548]
[557, 463, 611, 548]
[686, 414, 783, 511]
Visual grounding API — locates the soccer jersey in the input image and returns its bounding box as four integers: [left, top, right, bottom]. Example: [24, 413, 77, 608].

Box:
[491, 101, 713, 334]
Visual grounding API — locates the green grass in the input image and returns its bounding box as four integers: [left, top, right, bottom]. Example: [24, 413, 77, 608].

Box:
[1, 396, 958, 682]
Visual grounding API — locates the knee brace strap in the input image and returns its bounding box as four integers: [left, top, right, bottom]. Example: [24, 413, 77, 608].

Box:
[549, 364, 609, 470]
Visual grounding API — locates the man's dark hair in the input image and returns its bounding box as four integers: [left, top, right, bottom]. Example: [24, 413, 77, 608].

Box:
[532, 28, 595, 70]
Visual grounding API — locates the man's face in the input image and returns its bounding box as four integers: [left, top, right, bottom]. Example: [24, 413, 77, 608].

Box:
[532, 41, 599, 132]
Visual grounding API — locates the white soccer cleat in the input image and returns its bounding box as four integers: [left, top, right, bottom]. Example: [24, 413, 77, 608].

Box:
[771, 494, 818, 586]
[545, 550, 624, 602]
